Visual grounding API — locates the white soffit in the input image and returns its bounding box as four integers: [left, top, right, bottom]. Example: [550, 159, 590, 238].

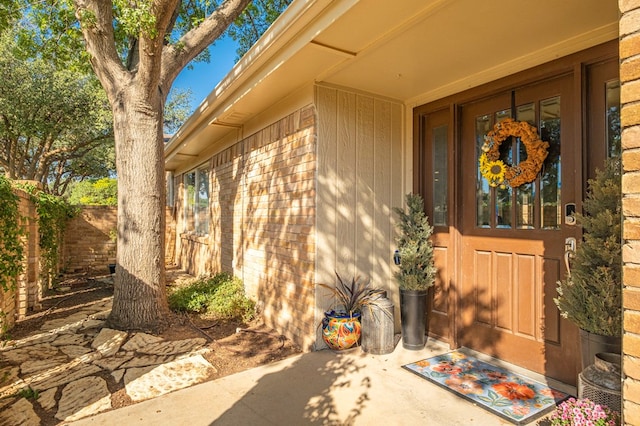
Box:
[314, 0, 619, 103]
[166, 0, 619, 170]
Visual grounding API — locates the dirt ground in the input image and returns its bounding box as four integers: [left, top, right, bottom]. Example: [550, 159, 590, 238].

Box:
[6, 270, 302, 423]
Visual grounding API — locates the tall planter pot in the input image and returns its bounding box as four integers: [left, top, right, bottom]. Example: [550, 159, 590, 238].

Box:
[579, 329, 621, 370]
[400, 289, 428, 350]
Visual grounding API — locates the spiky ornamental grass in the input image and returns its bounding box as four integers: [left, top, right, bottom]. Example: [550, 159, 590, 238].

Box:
[555, 157, 621, 336]
[393, 193, 436, 291]
[318, 272, 388, 318]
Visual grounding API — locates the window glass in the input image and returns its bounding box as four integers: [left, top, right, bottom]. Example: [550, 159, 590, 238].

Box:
[539, 96, 561, 229]
[183, 166, 210, 235]
[476, 114, 492, 228]
[606, 80, 621, 158]
[432, 125, 448, 226]
[196, 167, 210, 235]
[184, 172, 196, 231]
[515, 103, 536, 229]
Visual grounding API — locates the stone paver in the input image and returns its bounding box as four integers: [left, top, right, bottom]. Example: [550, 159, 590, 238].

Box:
[20, 356, 69, 375]
[29, 363, 103, 391]
[59, 345, 93, 358]
[38, 387, 57, 411]
[121, 332, 163, 351]
[0, 295, 217, 425]
[92, 352, 133, 371]
[0, 397, 40, 426]
[124, 354, 216, 402]
[2, 343, 60, 363]
[136, 337, 206, 355]
[91, 328, 128, 356]
[51, 333, 87, 346]
[119, 353, 177, 368]
[56, 376, 112, 422]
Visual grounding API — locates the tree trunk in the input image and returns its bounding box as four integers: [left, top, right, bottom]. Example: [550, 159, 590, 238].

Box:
[108, 87, 170, 332]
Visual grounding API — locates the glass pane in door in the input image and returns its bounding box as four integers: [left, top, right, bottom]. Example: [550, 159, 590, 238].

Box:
[540, 96, 561, 229]
[606, 81, 621, 158]
[476, 114, 492, 227]
[433, 125, 448, 226]
[516, 104, 536, 229]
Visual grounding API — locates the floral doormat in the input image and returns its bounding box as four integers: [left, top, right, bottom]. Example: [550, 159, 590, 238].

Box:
[403, 350, 570, 425]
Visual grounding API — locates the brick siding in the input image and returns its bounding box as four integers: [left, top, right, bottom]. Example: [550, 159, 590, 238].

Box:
[176, 105, 317, 350]
[621, 0, 640, 423]
[63, 206, 176, 275]
[0, 188, 40, 334]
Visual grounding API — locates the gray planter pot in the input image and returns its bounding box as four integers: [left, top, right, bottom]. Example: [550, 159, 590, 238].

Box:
[579, 329, 621, 371]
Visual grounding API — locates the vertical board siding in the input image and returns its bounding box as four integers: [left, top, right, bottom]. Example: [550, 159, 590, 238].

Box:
[315, 85, 403, 329]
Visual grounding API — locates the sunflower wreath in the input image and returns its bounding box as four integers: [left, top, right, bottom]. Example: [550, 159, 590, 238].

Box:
[478, 118, 550, 188]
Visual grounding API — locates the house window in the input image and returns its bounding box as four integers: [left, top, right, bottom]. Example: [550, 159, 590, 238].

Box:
[184, 165, 210, 235]
[166, 171, 175, 207]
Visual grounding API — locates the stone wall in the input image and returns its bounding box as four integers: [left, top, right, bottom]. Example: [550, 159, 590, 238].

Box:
[621, 0, 640, 423]
[175, 105, 317, 350]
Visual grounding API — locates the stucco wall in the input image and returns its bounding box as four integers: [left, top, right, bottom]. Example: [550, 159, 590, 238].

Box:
[314, 84, 404, 332]
[621, 0, 640, 423]
[176, 105, 317, 350]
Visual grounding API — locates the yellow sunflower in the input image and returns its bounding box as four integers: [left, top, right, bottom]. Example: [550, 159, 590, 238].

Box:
[479, 153, 506, 187]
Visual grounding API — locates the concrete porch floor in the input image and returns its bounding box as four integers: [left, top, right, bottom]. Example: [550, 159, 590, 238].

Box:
[69, 338, 575, 426]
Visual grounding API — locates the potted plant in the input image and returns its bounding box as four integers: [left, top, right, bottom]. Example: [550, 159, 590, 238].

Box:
[318, 272, 387, 351]
[555, 157, 622, 369]
[548, 397, 620, 425]
[393, 193, 436, 350]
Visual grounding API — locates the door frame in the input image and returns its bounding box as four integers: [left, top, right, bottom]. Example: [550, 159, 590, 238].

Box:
[413, 40, 618, 359]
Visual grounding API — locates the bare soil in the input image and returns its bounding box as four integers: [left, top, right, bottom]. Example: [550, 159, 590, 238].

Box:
[6, 270, 302, 423]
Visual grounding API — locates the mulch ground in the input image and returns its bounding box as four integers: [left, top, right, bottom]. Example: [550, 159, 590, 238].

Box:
[5, 270, 302, 424]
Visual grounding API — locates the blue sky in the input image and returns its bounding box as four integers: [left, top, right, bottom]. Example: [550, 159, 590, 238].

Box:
[172, 36, 239, 113]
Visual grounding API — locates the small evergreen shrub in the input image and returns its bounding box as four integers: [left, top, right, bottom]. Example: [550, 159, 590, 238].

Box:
[555, 157, 621, 336]
[168, 273, 255, 322]
[393, 193, 436, 291]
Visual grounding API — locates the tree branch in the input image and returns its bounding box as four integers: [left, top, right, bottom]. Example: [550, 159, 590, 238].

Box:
[72, 0, 128, 99]
[160, 0, 251, 93]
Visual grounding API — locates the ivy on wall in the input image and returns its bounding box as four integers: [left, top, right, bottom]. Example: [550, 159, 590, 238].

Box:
[0, 176, 24, 292]
[18, 183, 77, 288]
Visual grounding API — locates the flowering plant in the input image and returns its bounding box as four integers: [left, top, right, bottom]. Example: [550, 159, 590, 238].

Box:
[548, 397, 620, 426]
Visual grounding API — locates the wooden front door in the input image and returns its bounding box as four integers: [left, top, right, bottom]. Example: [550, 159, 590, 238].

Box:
[458, 74, 580, 384]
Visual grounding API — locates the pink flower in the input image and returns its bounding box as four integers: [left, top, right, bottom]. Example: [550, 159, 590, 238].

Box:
[548, 398, 620, 426]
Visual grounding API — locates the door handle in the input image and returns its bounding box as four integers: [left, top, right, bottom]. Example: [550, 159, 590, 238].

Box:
[564, 237, 576, 276]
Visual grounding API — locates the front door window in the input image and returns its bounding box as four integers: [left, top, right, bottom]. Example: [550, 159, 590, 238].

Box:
[475, 96, 561, 230]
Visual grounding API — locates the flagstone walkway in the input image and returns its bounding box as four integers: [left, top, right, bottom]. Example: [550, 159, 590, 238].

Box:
[0, 289, 216, 425]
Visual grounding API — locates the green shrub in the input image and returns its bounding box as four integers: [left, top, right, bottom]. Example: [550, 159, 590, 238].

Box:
[168, 273, 255, 322]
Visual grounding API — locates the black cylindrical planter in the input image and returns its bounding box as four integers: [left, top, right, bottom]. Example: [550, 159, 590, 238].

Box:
[400, 289, 428, 350]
